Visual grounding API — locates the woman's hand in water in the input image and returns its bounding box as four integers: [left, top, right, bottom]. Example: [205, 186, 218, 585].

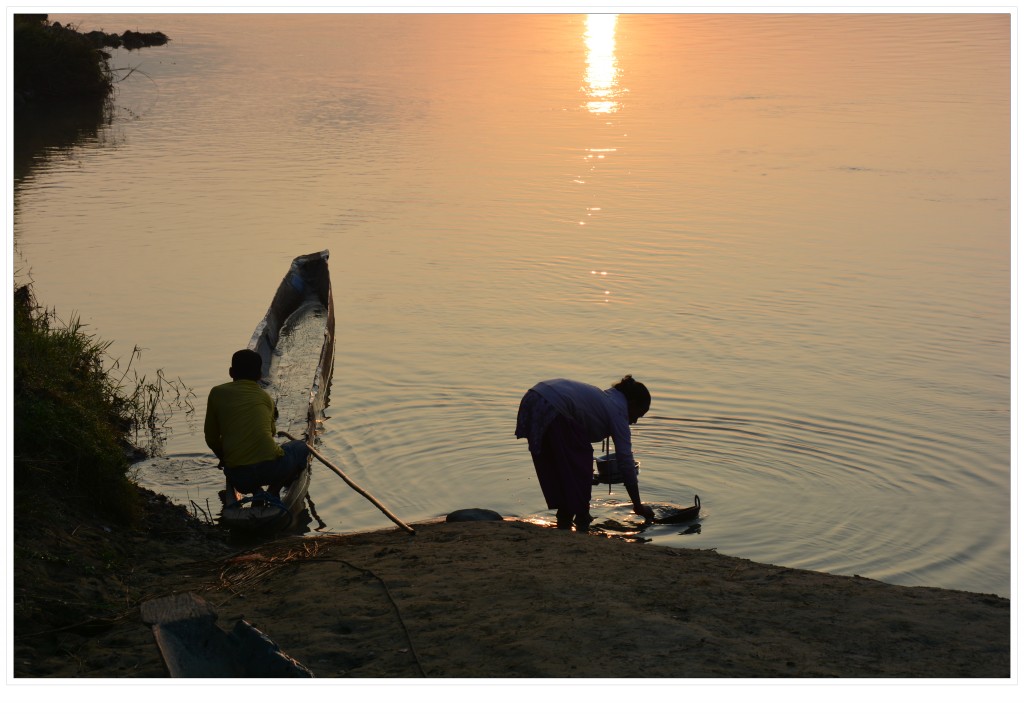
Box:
[634, 503, 655, 522]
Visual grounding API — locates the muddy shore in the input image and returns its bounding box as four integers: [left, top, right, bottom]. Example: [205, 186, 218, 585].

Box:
[12, 489, 1010, 682]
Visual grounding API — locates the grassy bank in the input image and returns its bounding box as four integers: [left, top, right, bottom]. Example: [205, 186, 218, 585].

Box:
[12, 284, 228, 676]
[13, 285, 144, 524]
[13, 284, 197, 524]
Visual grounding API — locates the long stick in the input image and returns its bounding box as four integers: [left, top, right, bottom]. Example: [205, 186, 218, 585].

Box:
[278, 431, 416, 535]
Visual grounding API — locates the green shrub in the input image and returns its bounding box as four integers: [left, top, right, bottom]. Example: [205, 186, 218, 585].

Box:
[13, 285, 141, 524]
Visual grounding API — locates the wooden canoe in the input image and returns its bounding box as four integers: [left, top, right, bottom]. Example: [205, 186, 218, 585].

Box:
[219, 250, 335, 532]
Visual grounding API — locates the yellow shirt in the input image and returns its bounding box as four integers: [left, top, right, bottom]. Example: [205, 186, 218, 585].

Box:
[204, 380, 284, 468]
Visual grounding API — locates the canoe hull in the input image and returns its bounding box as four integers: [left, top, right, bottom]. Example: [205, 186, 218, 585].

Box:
[219, 251, 335, 532]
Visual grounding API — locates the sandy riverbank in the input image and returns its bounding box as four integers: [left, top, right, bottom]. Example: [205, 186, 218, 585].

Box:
[13, 497, 1010, 681]
[196, 519, 1012, 679]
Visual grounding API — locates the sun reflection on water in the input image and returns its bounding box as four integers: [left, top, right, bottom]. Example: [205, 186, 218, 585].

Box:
[578, 17, 625, 305]
[583, 14, 621, 114]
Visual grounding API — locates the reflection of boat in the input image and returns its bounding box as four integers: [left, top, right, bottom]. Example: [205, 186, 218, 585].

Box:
[652, 495, 701, 524]
[219, 251, 335, 532]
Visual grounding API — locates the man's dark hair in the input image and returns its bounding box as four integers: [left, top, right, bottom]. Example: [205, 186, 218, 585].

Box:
[230, 349, 263, 381]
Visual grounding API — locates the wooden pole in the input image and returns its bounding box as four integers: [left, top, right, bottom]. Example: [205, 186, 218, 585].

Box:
[278, 431, 416, 535]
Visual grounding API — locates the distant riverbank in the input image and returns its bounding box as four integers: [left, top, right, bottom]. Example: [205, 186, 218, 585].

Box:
[13, 13, 168, 109]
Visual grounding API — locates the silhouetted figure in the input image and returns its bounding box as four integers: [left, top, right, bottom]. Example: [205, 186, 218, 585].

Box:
[204, 349, 309, 500]
[516, 375, 655, 531]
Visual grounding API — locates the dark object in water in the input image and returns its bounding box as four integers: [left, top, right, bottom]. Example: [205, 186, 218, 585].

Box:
[446, 508, 504, 522]
[141, 593, 313, 678]
[652, 495, 701, 524]
[85, 29, 170, 50]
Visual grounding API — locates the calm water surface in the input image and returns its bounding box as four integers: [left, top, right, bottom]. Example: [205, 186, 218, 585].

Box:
[14, 13, 1011, 597]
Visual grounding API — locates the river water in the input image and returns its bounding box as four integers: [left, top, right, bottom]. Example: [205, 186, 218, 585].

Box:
[13, 12, 1011, 598]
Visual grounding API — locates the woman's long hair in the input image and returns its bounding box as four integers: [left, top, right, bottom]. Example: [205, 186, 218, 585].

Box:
[612, 374, 651, 417]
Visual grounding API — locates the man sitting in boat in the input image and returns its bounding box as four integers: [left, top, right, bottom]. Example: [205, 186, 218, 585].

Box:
[204, 349, 310, 501]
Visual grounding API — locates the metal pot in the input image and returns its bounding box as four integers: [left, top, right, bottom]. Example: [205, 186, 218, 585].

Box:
[593, 453, 640, 483]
